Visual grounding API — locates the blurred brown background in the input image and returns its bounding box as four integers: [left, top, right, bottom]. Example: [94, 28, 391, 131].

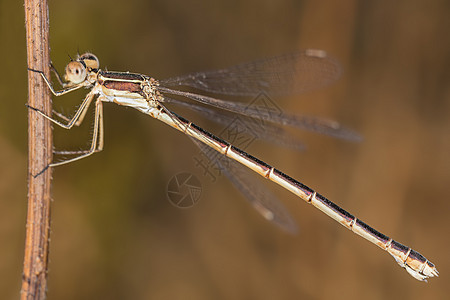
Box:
[1, 0, 449, 299]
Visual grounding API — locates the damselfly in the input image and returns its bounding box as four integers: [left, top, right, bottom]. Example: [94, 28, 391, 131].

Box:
[28, 50, 438, 281]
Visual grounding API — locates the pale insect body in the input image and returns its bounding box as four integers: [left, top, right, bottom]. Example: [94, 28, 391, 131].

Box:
[28, 52, 438, 282]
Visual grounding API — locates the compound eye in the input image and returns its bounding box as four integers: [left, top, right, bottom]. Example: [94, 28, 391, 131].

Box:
[64, 61, 87, 84]
[78, 52, 99, 70]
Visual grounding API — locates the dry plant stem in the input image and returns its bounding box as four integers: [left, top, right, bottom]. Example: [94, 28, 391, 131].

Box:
[22, 0, 52, 299]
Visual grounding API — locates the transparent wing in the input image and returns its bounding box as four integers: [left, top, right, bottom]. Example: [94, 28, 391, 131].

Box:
[164, 96, 305, 150]
[160, 89, 361, 141]
[160, 49, 341, 97]
[191, 138, 298, 234]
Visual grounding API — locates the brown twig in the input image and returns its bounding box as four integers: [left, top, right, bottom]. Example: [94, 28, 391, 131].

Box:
[22, 0, 53, 299]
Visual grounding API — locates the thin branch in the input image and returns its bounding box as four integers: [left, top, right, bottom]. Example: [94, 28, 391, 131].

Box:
[22, 0, 53, 299]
